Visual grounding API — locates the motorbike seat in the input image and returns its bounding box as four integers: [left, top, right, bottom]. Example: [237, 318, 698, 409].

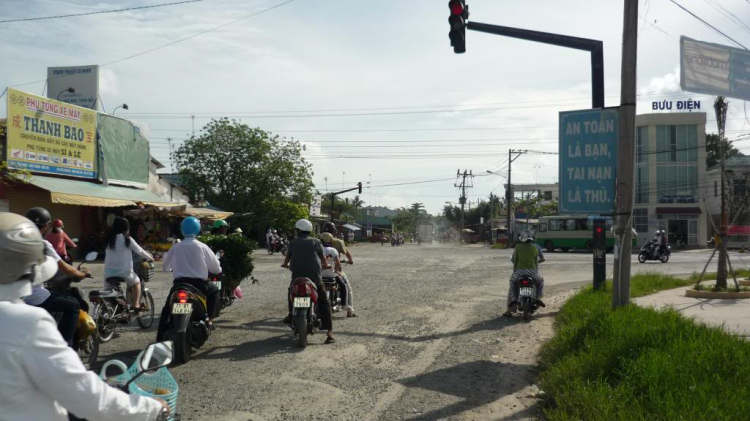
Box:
[89, 289, 120, 299]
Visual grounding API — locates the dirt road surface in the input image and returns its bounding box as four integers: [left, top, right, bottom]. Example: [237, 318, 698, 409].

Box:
[84, 243, 732, 420]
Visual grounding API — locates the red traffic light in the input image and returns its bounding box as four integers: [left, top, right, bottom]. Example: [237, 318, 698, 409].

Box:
[449, 0, 464, 15]
[596, 227, 603, 233]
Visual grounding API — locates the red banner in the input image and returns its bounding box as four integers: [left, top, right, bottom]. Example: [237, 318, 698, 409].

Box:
[728, 225, 750, 235]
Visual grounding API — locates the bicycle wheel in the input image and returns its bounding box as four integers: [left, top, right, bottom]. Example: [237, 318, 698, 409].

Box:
[137, 291, 155, 329]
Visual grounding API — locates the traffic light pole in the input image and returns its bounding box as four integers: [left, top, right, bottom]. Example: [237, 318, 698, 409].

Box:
[466, 21, 604, 109]
[329, 182, 363, 222]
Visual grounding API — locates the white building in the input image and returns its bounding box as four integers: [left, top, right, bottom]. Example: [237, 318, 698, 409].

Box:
[702, 155, 750, 247]
[512, 183, 559, 204]
[633, 112, 708, 247]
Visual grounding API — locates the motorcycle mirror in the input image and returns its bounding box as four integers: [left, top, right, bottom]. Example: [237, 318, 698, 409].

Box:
[139, 341, 174, 372]
[84, 251, 98, 262]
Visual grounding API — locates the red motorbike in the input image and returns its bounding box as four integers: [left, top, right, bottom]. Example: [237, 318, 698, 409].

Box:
[288, 277, 322, 348]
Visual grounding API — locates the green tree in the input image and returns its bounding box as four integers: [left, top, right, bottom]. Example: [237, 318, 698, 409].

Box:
[707, 133, 743, 169]
[320, 192, 357, 221]
[173, 118, 314, 240]
[516, 195, 558, 219]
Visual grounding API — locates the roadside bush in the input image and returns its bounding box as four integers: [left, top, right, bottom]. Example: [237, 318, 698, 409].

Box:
[539, 273, 750, 420]
[197, 233, 256, 289]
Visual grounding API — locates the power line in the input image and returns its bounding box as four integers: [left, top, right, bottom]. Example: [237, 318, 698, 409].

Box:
[10, 0, 297, 88]
[0, 0, 203, 24]
[668, 0, 749, 50]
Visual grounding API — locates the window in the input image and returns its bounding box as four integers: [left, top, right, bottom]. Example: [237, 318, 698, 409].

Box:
[565, 219, 576, 231]
[636, 126, 647, 163]
[544, 191, 553, 201]
[633, 208, 648, 233]
[549, 219, 563, 231]
[670, 125, 677, 162]
[539, 223, 547, 232]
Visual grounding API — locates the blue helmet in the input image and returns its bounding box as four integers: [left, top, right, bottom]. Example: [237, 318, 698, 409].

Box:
[181, 217, 201, 237]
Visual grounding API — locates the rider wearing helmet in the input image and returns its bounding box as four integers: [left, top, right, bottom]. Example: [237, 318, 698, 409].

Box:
[24, 207, 89, 347]
[281, 219, 335, 344]
[211, 219, 229, 235]
[45, 219, 76, 265]
[158, 217, 222, 337]
[503, 229, 545, 317]
[322, 222, 357, 317]
[0, 212, 169, 421]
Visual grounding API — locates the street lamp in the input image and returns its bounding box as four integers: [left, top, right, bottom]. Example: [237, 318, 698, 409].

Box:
[57, 87, 75, 100]
[112, 103, 129, 115]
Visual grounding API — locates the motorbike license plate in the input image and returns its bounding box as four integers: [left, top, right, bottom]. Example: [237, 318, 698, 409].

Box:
[171, 303, 192, 314]
[519, 287, 534, 297]
[293, 297, 310, 308]
[211, 281, 222, 290]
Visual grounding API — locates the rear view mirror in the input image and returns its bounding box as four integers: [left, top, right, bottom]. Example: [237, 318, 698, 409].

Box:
[139, 341, 174, 372]
[84, 251, 98, 262]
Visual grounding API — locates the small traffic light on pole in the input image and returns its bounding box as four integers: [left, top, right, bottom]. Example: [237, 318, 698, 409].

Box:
[448, 0, 468, 54]
[357, 182, 362, 194]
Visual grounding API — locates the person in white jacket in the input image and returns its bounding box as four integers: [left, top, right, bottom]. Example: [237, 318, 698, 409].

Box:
[0, 212, 169, 421]
[104, 217, 154, 312]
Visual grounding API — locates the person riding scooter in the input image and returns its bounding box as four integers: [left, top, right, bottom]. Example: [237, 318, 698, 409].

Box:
[322, 221, 356, 317]
[158, 217, 222, 337]
[45, 219, 77, 265]
[503, 230, 545, 318]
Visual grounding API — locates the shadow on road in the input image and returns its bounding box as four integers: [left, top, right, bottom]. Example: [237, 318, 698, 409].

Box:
[396, 360, 539, 421]
[197, 317, 304, 361]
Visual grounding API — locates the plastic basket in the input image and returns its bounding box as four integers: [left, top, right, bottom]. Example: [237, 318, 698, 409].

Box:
[137, 261, 155, 283]
[100, 357, 179, 420]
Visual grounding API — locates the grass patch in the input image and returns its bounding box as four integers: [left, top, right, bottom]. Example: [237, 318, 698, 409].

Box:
[539, 273, 750, 420]
[490, 243, 507, 249]
[688, 269, 750, 282]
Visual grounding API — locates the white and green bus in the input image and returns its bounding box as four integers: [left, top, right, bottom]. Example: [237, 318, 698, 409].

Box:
[536, 215, 631, 252]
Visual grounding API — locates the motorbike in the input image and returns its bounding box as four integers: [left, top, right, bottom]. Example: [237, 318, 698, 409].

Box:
[161, 276, 219, 363]
[90, 255, 156, 344]
[288, 277, 323, 348]
[70, 341, 177, 421]
[322, 276, 342, 313]
[515, 274, 541, 321]
[267, 238, 288, 255]
[45, 251, 100, 369]
[638, 240, 671, 263]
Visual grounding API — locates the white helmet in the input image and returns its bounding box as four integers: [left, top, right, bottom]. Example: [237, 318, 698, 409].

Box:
[0, 213, 58, 298]
[655, 230, 661, 235]
[519, 229, 534, 243]
[294, 219, 313, 233]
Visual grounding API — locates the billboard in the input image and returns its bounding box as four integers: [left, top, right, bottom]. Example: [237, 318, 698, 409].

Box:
[47, 65, 100, 110]
[559, 108, 619, 214]
[6, 88, 97, 179]
[680, 36, 750, 101]
[97, 114, 150, 186]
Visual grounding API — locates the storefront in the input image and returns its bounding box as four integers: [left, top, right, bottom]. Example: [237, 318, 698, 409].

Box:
[655, 207, 701, 247]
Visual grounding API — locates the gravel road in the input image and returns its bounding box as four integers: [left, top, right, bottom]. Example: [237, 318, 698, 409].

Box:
[81, 243, 741, 420]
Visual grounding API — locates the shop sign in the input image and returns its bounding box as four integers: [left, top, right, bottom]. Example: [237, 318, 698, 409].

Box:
[47, 65, 99, 110]
[651, 99, 701, 111]
[559, 108, 619, 214]
[6, 88, 97, 179]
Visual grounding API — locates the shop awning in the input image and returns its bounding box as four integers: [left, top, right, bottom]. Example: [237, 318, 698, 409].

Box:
[172, 206, 234, 220]
[655, 207, 702, 214]
[26, 175, 179, 208]
[343, 223, 361, 231]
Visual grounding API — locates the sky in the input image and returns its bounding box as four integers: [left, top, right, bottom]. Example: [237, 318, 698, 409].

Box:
[2, 0, 750, 214]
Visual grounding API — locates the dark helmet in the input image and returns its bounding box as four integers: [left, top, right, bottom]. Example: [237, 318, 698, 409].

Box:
[26, 207, 51, 227]
[323, 222, 336, 233]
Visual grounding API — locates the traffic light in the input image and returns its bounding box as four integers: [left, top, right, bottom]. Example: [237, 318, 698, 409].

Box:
[357, 182, 362, 194]
[593, 219, 606, 249]
[448, 0, 469, 54]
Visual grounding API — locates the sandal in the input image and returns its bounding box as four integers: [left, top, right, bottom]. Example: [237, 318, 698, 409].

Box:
[325, 336, 336, 344]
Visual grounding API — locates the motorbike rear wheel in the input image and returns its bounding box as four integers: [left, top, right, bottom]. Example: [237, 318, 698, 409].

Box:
[638, 252, 648, 263]
[281, 246, 288, 256]
[296, 311, 308, 348]
[93, 304, 116, 343]
[660, 253, 670, 263]
[136, 291, 155, 329]
[172, 330, 192, 363]
[77, 329, 99, 370]
[522, 299, 531, 321]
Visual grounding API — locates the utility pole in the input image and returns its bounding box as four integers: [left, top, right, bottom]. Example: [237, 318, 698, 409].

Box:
[715, 96, 729, 289]
[455, 170, 474, 243]
[612, 0, 638, 309]
[506, 149, 527, 245]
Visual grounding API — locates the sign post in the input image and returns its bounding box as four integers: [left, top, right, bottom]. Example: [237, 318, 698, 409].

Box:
[559, 108, 619, 288]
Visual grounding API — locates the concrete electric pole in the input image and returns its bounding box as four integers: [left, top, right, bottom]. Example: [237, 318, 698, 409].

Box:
[455, 170, 474, 243]
[612, 0, 638, 309]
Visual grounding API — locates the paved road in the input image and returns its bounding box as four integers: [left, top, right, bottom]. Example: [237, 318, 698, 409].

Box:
[79, 243, 745, 420]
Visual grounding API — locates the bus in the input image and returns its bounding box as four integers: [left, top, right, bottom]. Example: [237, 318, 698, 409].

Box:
[535, 215, 633, 252]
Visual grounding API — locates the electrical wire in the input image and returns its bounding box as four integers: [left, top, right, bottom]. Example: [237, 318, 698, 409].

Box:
[0, 0, 204, 24]
[668, 0, 749, 50]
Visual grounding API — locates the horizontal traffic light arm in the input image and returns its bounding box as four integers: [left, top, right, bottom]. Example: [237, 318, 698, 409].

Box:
[466, 21, 604, 109]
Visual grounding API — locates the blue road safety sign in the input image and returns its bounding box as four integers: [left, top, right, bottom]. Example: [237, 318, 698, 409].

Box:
[559, 108, 619, 214]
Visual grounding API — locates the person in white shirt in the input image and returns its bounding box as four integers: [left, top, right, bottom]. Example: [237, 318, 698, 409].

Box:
[0, 212, 169, 421]
[104, 217, 154, 312]
[158, 217, 222, 338]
